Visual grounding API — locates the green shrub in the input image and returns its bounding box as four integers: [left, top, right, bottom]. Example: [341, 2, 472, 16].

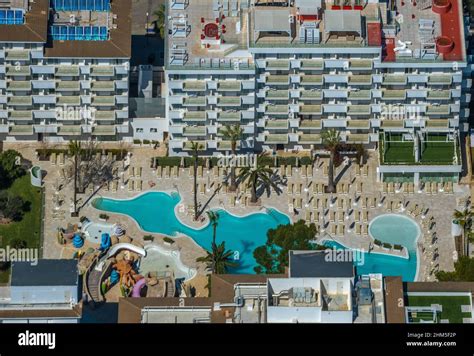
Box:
[143, 235, 154, 241]
[143, 139, 151, 145]
[382, 242, 392, 249]
[155, 157, 181, 167]
[133, 139, 142, 145]
[99, 213, 109, 220]
[299, 156, 313, 165]
[163, 237, 175, 244]
[373, 239, 382, 246]
[393, 244, 403, 251]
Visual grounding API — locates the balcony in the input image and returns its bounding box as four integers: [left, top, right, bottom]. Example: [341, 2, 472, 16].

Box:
[428, 74, 452, 85]
[183, 97, 207, 107]
[264, 134, 288, 144]
[266, 90, 289, 100]
[348, 75, 372, 85]
[300, 59, 324, 70]
[8, 96, 32, 106]
[347, 105, 371, 115]
[183, 81, 206, 91]
[425, 119, 449, 129]
[90, 66, 115, 77]
[56, 66, 80, 76]
[184, 111, 207, 122]
[382, 90, 406, 100]
[94, 111, 115, 121]
[381, 120, 404, 129]
[347, 119, 370, 129]
[183, 126, 207, 137]
[266, 75, 290, 85]
[299, 104, 322, 115]
[56, 81, 81, 91]
[217, 81, 241, 91]
[92, 125, 116, 136]
[7, 81, 31, 91]
[300, 90, 323, 100]
[300, 75, 323, 85]
[9, 110, 32, 120]
[91, 96, 115, 106]
[299, 133, 321, 144]
[299, 119, 322, 129]
[183, 141, 206, 151]
[265, 104, 289, 115]
[349, 59, 372, 70]
[266, 60, 290, 70]
[5, 50, 29, 61]
[9, 125, 33, 135]
[426, 90, 451, 100]
[217, 96, 241, 107]
[216, 141, 240, 151]
[91, 81, 115, 91]
[346, 133, 370, 144]
[6, 66, 30, 76]
[57, 96, 81, 106]
[217, 111, 241, 122]
[426, 105, 450, 115]
[58, 125, 82, 136]
[382, 75, 407, 85]
[348, 90, 371, 100]
[265, 120, 289, 130]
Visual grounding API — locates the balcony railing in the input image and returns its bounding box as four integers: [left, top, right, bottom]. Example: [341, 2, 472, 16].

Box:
[299, 133, 321, 144]
[300, 75, 323, 85]
[183, 81, 207, 91]
[55, 66, 80, 76]
[300, 104, 322, 115]
[264, 134, 288, 144]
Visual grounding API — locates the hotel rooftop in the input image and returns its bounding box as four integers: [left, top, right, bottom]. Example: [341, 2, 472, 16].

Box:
[167, 0, 465, 66]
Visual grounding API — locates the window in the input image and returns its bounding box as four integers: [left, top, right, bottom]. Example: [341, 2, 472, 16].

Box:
[136, 128, 144, 133]
[150, 128, 158, 133]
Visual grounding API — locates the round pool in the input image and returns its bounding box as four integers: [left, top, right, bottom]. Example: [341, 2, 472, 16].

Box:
[369, 214, 420, 250]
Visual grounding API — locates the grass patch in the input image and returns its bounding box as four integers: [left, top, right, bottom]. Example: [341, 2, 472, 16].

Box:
[420, 142, 455, 164]
[383, 142, 415, 163]
[0, 175, 42, 283]
[406, 295, 472, 323]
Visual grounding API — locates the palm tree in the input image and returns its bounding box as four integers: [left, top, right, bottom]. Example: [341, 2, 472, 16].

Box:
[220, 125, 243, 192]
[68, 140, 82, 216]
[196, 242, 238, 274]
[453, 208, 473, 256]
[153, 4, 166, 39]
[238, 154, 279, 204]
[207, 210, 220, 245]
[321, 129, 341, 193]
[190, 141, 204, 220]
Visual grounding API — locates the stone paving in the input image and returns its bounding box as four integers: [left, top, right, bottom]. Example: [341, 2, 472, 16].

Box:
[5, 142, 470, 282]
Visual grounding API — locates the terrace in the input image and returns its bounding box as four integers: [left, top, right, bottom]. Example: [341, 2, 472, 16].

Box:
[405, 293, 472, 323]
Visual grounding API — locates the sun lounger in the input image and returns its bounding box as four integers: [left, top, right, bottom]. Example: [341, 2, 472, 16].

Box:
[200, 183, 206, 195]
[213, 166, 219, 179]
[130, 166, 135, 178]
[318, 183, 325, 195]
[331, 224, 337, 235]
[348, 198, 353, 208]
[287, 183, 293, 195]
[323, 197, 328, 209]
[136, 180, 142, 192]
[313, 183, 318, 195]
[306, 165, 313, 178]
[50, 152, 57, 165]
[330, 211, 336, 223]
[294, 197, 302, 209]
[382, 182, 388, 194]
[230, 195, 236, 207]
[286, 166, 292, 178]
[357, 182, 363, 194]
[137, 167, 142, 178]
[305, 210, 312, 224]
[408, 183, 414, 194]
[112, 181, 118, 192]
[338, 211, 345, 223]
[412, 205, 422, 217]
[362, 224, 368, 236]
[315, 211, 320, 222]
[432, 182, 439, 194]
[362, 210, 368, 223]
[361, 196, 367, 209]
[337, 198, 343, 210]
[301, 165, 307, 178]
[164, 166, 170, 179]
[337, 224, 345, 236]
[198, 166, 203, 178]
[355, 210, 361, 222]
[446, 181, 453, 194]
[402, 182, 407, 193]
[128, 180, 134, 191]
[58, 153, 65, 166]
[323, 165, 328, 177]
[296, 183, 302, 195]
[355, 224, 361, 235]
[343, 183, 349, 194]
[388, 182, 394, 194]
[156, 166, 162, 178]
[104, 181, 110, 191]
[312, 198, 319, 210]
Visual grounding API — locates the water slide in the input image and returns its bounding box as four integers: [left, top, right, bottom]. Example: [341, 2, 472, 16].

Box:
[106, 243, 146, 258]
[132, 278, 147, 298]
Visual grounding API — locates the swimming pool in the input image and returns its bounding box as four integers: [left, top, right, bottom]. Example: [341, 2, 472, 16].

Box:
[324, 214, 420, 281]
[92, 191, 290, 273]
[82, 221, 117, 244]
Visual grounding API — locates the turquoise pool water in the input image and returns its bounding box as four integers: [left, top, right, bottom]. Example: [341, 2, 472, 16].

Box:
[93, 191, 290, 273]
[324, 214, 419, 281]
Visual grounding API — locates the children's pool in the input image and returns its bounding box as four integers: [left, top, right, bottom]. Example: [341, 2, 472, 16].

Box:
[93, 191, 291, 273]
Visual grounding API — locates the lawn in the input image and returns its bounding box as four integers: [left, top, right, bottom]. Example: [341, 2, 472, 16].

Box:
[0, 175, 43, 283]
[406, 295, 472, 323]
[383, 142, 415, 164]
[420, 142, 456, 164]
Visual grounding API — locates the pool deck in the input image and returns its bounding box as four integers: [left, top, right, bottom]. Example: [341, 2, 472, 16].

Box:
[5, 142, 470, 283]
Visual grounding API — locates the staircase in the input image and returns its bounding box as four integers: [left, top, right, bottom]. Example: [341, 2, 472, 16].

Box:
[165, 278, 176, 297]
[87, 267, 103, 303]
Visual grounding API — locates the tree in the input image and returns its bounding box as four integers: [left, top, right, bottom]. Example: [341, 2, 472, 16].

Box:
[0, 191, 26, 222]
[253, 220, 323, 274]
[207, 210, 220, 246]
[196, 242, 238, 274]
[153, 4, 166, 39]
[190, 141, 204, 220]
[238, 154, 279, 204]
[68, 140, 82, 216]
[436, 256, 474, 281]
[453, 208, 473, 256]
[220, 125, 243, 192]
[0, 150, 25, 188]
[321, 129, 341, 193]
